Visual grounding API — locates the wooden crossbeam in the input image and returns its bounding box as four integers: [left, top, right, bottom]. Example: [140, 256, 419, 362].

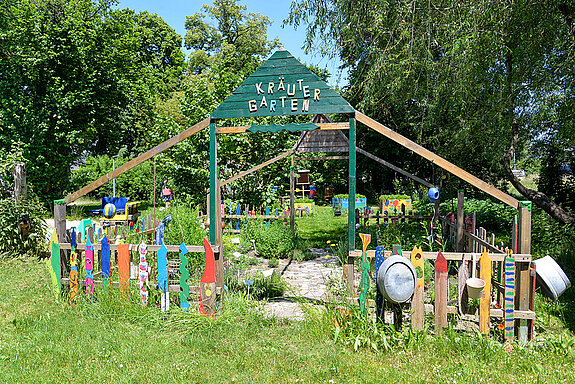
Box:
[294, 155, 349, 161]
[349, 249, 532, 262]
[65, 118, 210, 204]
[58, 243, 218, 253]
[355, 111, 520, 208]
[221, 150, 293, 187]
[216, 122, 349, 134]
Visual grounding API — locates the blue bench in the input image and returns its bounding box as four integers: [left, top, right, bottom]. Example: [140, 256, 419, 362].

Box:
[90, 197, 128, 216]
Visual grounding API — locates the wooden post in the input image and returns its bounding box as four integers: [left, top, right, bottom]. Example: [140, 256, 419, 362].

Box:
[456, 190, 464, 252]
[290, 156, 295, 231]
[435, 251, 448, 333]
[516, 205, 532, 342]
[14, 162, 26, 200]
[209, 120, 217, 245]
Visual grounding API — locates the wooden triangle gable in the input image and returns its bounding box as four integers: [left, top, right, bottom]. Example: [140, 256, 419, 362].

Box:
[293, 115, 349, 153]
[211, 49, 354, 119]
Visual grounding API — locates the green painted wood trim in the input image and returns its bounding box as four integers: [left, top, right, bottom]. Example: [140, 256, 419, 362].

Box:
[247, 123, 318, 133]
[53, 198, 66, 205]
[212, 104, 354, 119]
[209, 122, 217, 245]
[348, 117, 356, 252]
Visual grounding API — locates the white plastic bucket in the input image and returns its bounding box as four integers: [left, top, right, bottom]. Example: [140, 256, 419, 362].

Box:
[466, 277, 486, 300]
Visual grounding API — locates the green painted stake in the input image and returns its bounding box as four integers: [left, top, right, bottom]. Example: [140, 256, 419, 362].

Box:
[179, 242, 190, 310]
[209, 120, 217, 245]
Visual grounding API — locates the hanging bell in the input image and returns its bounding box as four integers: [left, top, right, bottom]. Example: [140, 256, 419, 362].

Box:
[428, 187, 439, 203]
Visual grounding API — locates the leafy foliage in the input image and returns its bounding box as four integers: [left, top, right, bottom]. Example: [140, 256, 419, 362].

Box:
[0, 198, 47, 258]
[240, 219, 296, 259]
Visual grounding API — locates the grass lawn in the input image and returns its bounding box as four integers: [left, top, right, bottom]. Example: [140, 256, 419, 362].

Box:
[1, 255, 575, 383]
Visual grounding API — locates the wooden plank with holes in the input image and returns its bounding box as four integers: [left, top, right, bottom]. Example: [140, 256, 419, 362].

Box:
[504, 251, 515, 340]
[479, 250, 492, 334]
[435, 251, 448, 333]
[410, 247, 425, 330]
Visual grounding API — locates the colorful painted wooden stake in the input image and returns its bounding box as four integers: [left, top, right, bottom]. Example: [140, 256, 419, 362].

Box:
[375, 245, 385, 321]
[434, 251, 448, 333]
[358, 233, 371, 315]
[138, 242, 149, 305]
[158, 243, 169, 312]
[410, 247, 425, 330]
[101, 235, 111, 292]
[179, 242, 190, 310]
[479, 250, 492, 335]
[48, 229, 61, 299]
[85, 236, 94, 298]
[69, 228, 78, 303]
[118, 243, 130, 298]
[235, 203, 241, 230]
[200, 238, 216, 316]
[504, 250, 515, 340]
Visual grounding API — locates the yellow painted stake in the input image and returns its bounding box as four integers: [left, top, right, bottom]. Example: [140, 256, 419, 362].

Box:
[479, 250, 492, 335]
[410, 247, 425, 330]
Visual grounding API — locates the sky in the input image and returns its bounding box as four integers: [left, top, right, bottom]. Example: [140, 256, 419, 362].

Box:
[115, 0, 347, 87]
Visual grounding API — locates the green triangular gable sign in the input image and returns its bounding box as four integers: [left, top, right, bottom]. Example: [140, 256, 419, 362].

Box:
[211, 49, 354, 119]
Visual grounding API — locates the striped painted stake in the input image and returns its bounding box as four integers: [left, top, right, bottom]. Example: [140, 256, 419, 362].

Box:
[179, 242, 190, 310]
[138, 243, 149, 305]
[504, 250, 515, 340]
[358, 233, 371, 315]
[479, 250, 492, 335]
[101, 235, 111, 292]
[69, 228, 78, 303]
[410, 247, 425, 330]
[85, 236, 94, 298]
[48, 229, 60, 299]
[158, 243, 169, 312]
[375, 245, 385, 321]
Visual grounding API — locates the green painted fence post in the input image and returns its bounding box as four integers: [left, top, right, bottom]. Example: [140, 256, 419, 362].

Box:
[209, 120, 217, 245]
[348, 117, 356, 252]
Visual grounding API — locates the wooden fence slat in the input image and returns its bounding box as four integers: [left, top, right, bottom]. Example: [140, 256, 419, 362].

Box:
[410, 247, 425, 330]
[479, 250, 492, 334]
[504, 251, 515, 340]
[435, 251, 448, 333]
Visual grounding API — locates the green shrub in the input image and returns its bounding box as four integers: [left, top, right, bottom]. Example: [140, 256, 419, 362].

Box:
[224, 269, 287, 299]
[240, 219, 295, 259]
[0, 197, 47, 258]
[334, 193, 366, 199]
[439, 198, 515, 231]
[379, 194, 411, 200]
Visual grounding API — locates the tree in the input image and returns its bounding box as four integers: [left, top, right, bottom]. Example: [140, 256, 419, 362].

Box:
[0, 0, 185, 203]
[287, 0, 575, 223]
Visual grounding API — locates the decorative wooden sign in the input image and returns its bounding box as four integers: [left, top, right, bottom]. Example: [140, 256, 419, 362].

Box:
[504, 250, 515, 340]
[210, 49, 354, 119]
[101, 235, 110, 292]
[48, 229, 61, 299]
[200, 238, 216, 316]
[410, 247, 425, 330]
[479, 250, 492, 334]
[157, 243, 169, 312]
[434, 251, 448, 333]
[85, 236, 94, 298]
[358, 233, 371, 315]
[138, 243, 149, 306]
[69, 228, 78, 303]
[179, 242, 190, 310]
[118, 243, 130, 297]
[375, 245, 385, 321]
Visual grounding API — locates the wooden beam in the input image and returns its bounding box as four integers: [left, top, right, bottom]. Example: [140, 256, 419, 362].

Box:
[294, 155, 349, 161]
[356, 147, 433, 188]
[216, 122, 350, 134]
[65, 118, 210, 204]
[220, 150, 293, 187]
[355, 111, 520, 208]
[58, 243, 218, 253]
[349, 249, 532, 263]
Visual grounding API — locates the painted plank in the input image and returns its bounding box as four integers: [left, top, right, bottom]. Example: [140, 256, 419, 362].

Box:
[458, 261, 469, 315]
[158, 243, 169, 312]
[410, 247, 425, 330]
[138, 243, 149, 306]
[65, 118, 209, 204]
[355, 111, 520, 208]
[69, 228, 78, 303]
[85, 236, 94, 298]
[479, 250, 492, 335]
[47, 229, 61, 300]
[375, 245, 385, 322]
[504, 250, 515, 340]
[358, 233, 371, 315]
[434, 251, 448, 333]
[117, 243, 130, 297]
[200, 238, 217, 316]
[217, 122, 349, 134]
[101, 235, 110, 292]
[179, 242, 190, 310]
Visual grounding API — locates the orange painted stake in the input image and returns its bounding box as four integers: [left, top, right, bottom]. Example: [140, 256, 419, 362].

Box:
[118, 243, 130, 298]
